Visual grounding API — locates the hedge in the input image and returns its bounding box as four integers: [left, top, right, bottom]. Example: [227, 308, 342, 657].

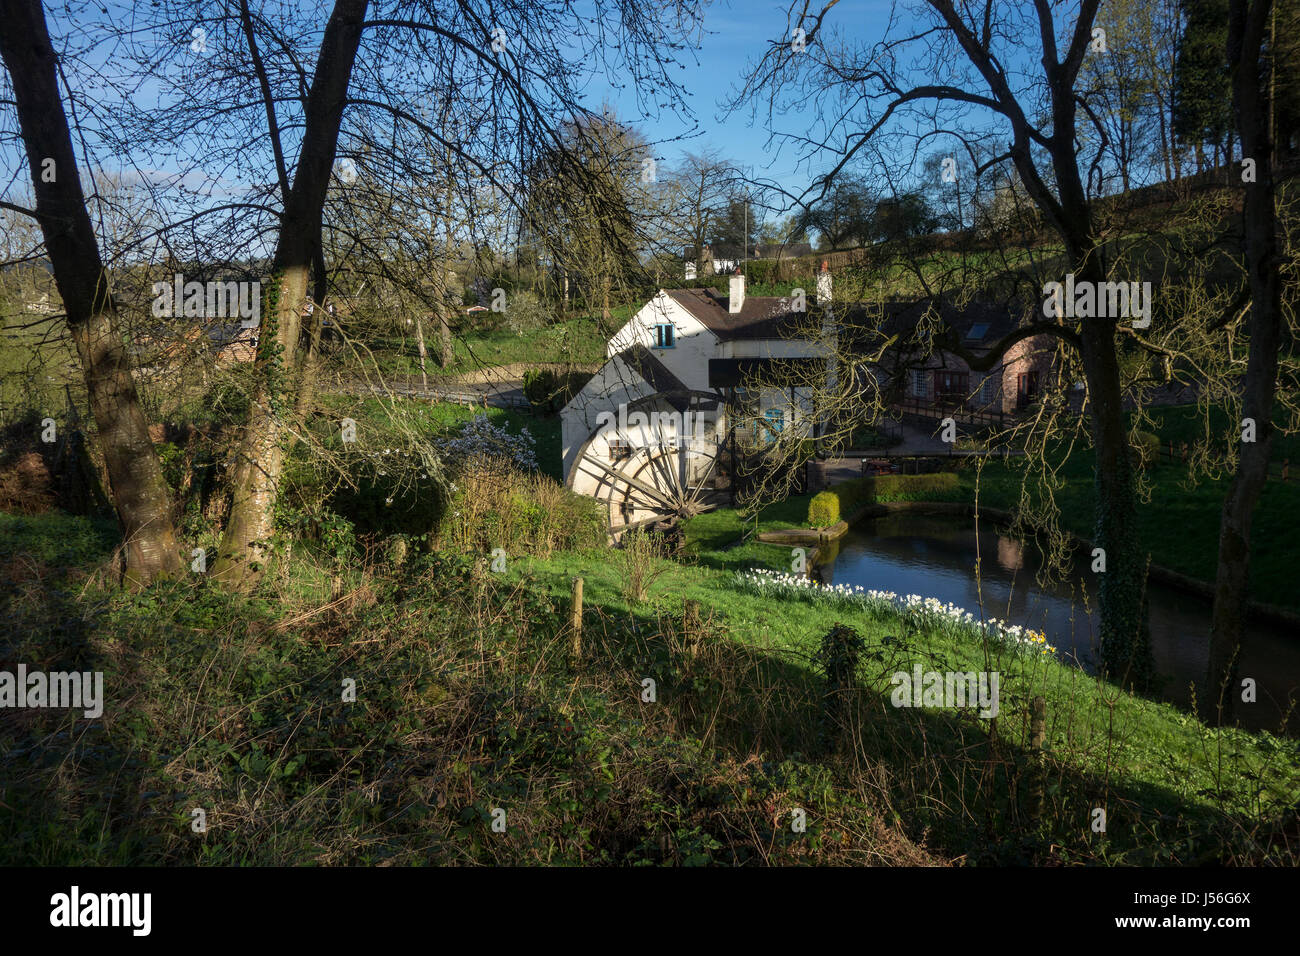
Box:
[807, 472, 961, 528]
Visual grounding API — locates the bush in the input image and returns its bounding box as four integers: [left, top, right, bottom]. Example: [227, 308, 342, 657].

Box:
[806, 472, 960, 527]
[503, 290, 552, 336]
[439, 413, 538, 474]
[614, 528, 671, 604]
[523, 368, 565, 412]
[807, 491, 841, 528]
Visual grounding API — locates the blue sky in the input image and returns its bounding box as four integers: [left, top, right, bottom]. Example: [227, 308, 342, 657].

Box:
[2, 0, 921, 249]
[596, 0, 897, 214]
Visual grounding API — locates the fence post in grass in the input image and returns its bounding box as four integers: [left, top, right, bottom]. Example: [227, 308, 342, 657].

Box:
[683, 599, 702, 659]
[571, 577, 584, 658]
[1029, 695, 1047, 828]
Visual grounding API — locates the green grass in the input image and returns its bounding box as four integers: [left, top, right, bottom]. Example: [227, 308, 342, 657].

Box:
[0, 510, 119, 568]
[508, 540, 1299, 863]
[679, 493, 813, 571]
[356, 311, 618, 378]
[3, 505, 1296, 866]
[0, 310, 78, 426]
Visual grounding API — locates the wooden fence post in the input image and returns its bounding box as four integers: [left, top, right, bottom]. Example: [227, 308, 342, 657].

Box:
[1030, 695, 1047, 828]
[683, 599, 702, 659]
[571, 577, 583, 658]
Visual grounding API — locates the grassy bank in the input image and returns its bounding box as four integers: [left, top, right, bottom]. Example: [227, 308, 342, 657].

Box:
[0, 514, 929, 866]
[356, 311, 617, 379]
[3, 388, 1298, 866]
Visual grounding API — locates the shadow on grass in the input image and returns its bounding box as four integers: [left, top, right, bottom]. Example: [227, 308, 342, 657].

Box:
[528, 562, 1296, 865]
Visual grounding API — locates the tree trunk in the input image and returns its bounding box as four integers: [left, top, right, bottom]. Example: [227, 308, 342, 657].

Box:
[1080, 314, 1153, 686]
[1206, 0, 1283, 723]
[294, 249, 330, 417]
[1035, 57, 1155, 687]
[438, 311, 453, 370]
[0, 0, 182, 586]
[413, 311, 430, 384]
[212, 0, 369, 588]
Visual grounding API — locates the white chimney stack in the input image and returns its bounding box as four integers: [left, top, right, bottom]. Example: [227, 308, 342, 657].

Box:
[816, 260, 832, 309]
[729, 267, 745, 314]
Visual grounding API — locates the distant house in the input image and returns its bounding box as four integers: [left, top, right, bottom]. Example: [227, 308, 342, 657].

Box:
[683, 241, 815, 277]
[23, 292, 57, 315]
[863, 300, 1055, 416]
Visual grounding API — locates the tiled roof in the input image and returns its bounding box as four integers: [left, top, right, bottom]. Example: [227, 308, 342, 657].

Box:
[665, 288, 821, 341]
[665, 286, 1031, 350]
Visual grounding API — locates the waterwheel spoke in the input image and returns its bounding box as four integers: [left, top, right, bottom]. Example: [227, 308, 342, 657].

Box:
[684, 449, 720, 512]
[643, 438, 687, 513]
[577, 456, 678, 511]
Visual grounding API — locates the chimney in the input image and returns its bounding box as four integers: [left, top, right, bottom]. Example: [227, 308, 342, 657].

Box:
[729, 267, 745, 315]
[820, 260, 838, 398]
[816, 260, 832, 309]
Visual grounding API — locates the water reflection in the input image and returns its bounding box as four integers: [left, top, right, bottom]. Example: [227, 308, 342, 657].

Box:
[819, 512, 1300, 733]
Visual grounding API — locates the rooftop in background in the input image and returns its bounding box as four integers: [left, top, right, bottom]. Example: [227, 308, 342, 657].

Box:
[665, 286, 1023, 347]
[683, 243, 815, 261]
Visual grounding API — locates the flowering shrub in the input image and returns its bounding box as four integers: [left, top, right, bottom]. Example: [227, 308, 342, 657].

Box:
[437, 414, 537, 475]
[733, 568, 1058, 657]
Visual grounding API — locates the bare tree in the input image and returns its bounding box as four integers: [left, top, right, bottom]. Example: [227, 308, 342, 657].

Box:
[0, 0, 183, 585]
[166, 0, 702, 586]
[730, 0, 1177, 683]
[664, 150, 740, 276]
[1206, 0, 1292, 722]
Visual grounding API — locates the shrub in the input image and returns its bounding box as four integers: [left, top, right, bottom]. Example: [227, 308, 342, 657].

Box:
[326, 458, 445, 541]
[440, 464, 605, 557]
[503, 290, 551, 336]
[439, 413, 537, 474]
[614, 528, 671, 604]
[871, 472, 959, 501]
[523, 367, 580, 412]
[807, 491, 841, 528]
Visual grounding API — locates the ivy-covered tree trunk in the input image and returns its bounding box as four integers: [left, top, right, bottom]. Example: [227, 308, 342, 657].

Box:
[212, 0, 369, 588]
[1069, 254, 1153, 686]
[0, 0, 183, 586]
[1206, 0, 1284, 723]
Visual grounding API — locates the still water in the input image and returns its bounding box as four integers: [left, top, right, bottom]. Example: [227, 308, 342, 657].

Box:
[818, 512, 1300, 732]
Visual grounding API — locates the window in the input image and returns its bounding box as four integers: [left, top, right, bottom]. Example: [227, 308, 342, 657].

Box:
[965, 322, 990, 341]
[977, 373, 996, 406]
[935, 371, 969, 401]
[910, 369, 930, 399]
[608, 438, 632, 461]
[763, 407, 785, 444]
[1016, 370, 1040, 407]
[654, 323, 675, 348]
